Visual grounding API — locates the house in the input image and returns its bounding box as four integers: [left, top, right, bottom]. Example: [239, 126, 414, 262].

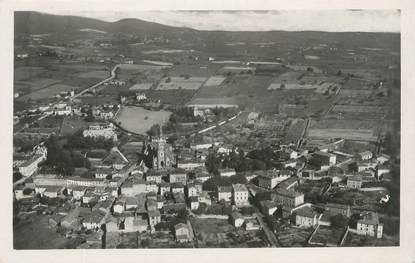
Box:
[148, 210, 161, 227]
[324, 203, 351, 218]
[157, 195, 165, 209]
[136, 93, 147, 101]
[113, 200, 125, 214]
[146, 169, 165, 183]
[169, 168, 187, 184]
[175, 223, 192, 243]
[186, 183, 199, 198]
[219, 168, 236, 177]
[295, 206, 320, 228]
[230, 212, 245, 227]
[356, 211, 383, 238]
[376, 154, 390, 164]
[358, 151, 373, 161]
[43, 186, 62, 198]
[72, 186, 87, 200]
[347, 175, 363, 189]
[277, 176, 299, 190]
[146, 182, 158, 193]
[357, 161, 377, 172]
[198, 191, 212, 206]
[280, 149, 298, 160]
[272, 188, 304, 208]
[244, 218, 261, 231]
[171, 182, 185, 194]
[377, 165, 391, 178]
[256, 170, 290, 190]
[124, 216, 148, 233]
[159, 182, 171, 196]
[260, 200, 278, 216]
[13, 186, 30, 200]
[94, 167, 113, 179]
[146, 199, 158, 211]
[99, 110, 114, 120]
[195, 172, 212, 183]
[232, 184, 249, 207]
[217, 186, 232, 202]
[82, 210, 105, 230]
[125, 197, 138, 211]
[83, 123, 117, 141]
[312, 151, 336, 168]
[188, 196, 199, 210]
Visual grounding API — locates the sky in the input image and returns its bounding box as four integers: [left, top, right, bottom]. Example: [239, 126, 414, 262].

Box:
[53, 10, 400, 32]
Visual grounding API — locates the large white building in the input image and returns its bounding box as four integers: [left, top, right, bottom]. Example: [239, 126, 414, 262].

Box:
[232, 184, 249, 207]
[83, 123, 117, 141]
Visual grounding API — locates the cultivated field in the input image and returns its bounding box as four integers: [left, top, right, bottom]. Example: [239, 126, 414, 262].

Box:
[77, 70, 109, 79]
[203, 76, 226, 87]
[129, 83, 153, 90]
[307, 128, 377, 142]
[115, 106, 172, 135]
[15, 78, 61, 92]
[117, 64, 167, 71]
[156, 77, 207, 90]
[19, 83, 78, 100]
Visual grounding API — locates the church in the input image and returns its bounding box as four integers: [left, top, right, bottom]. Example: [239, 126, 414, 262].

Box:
[143, 125, 175, 170]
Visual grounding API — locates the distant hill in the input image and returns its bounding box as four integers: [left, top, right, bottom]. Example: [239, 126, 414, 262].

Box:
[14, 11, 189, 35]
[14, 11, 400, 52]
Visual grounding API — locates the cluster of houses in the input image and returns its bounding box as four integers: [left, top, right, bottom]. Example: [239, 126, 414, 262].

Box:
[13, 118, 392, 245]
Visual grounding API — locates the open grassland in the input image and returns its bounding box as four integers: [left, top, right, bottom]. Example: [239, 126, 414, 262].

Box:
[115, 106, 172, 135]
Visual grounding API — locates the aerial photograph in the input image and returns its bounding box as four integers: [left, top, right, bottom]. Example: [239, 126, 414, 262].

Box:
[12, 10, 400, 249]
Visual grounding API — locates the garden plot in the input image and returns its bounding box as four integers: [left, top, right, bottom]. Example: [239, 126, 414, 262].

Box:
[157, 77, 207, 90]
[203, 76, 226, 87]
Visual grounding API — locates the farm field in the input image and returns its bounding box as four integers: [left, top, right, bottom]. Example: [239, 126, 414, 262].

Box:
[77, 70, 109, 79]
[129, 83, 153, 90]
[14, 78, 61, 93]
[117, 64, 167, 71]
[115, 106, 172, 135]
[307, 128, 377, 142]
[18, 83, 78, 101]
[14, 66, 48, 81]
[156, 77, 207, 90]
